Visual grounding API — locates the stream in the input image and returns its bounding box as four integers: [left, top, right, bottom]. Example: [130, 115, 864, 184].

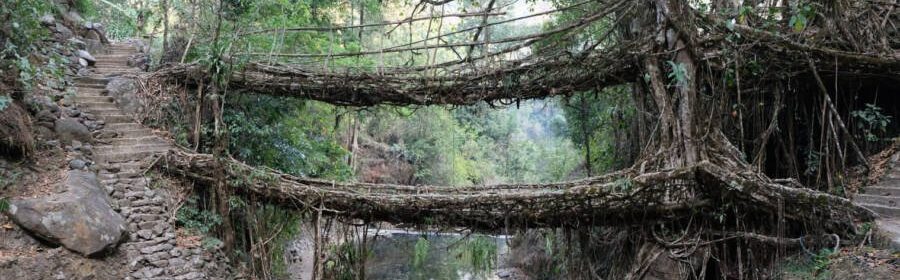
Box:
[286, 228, 522, 279]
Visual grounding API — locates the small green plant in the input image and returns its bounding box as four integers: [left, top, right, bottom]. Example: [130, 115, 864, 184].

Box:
[789, 4, 815, 33]
[851, 103, 892, 142]
[412, 236, 430, 269]
[779, 248, 834, 279]
[0, 95, 10, 111]
[612, 178, 634, 192]
[666, 61, 688, 87]
[201, 236, 223, 250]
[453, 236, 498, 276]
[0, 197, 9, 212]
[175, 196, 223, 234]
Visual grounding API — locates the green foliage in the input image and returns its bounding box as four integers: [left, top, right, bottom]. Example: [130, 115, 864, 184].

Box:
[236, 203, 303, 278]
[0, 197, 9, 212]
[0, 96, 9, 111]
[412, 236, 430, 270]
[666, 60, 689, 87]
[780, 249, 834, 280]
[74, 0, 98, 18]
[851, 103, 892, 142]
[364, 101, 580, 185]
[201, 236, 224, 250]
[175, 196, 223, 235]
[225, 95, 352, 180]
[325, 242, 367, 280]
[562, 87, 635, 175]
[0, 0, 50, 50]
[789, 4, 815, 33]
[452, 236, 498, 276]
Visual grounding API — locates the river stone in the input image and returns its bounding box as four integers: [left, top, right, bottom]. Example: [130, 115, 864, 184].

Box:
[4, 170, 127, 256]
[54, 118, 92, 144]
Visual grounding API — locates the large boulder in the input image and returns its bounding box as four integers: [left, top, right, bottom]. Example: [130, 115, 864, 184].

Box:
[106, 78, 142, 116]
[54, 117, 91, 144]
[5, 170, 126, 256]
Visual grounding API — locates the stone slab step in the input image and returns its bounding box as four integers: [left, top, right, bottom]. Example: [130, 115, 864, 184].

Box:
[77, 102, 118, 109]
[104, 129, 154, 138]
[102, 128, 154, 138]
[107, 136, 168, 146]
[76, 87, 105, 92]
[95, 143, 171, 153]
[85, 109, 125, 116]
[105, 123, 143, 130]
[94, 150, 168, 163]
[75, 77, 110, 84]
[76, 83, 107, 90]
[74, 96, 115, 103]
[861, 186, 900, 197]
[97, 114, 134, 123]
[95, 54, 133, 58]
[857, 203, 900, 217]
[94, 63, 129, 67]
[855, 194, 899, 207]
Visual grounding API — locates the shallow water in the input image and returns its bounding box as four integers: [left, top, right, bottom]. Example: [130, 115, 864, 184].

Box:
[364, 230, 511, 280]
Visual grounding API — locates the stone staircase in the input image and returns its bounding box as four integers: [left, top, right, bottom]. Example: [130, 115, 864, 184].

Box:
[73, 43, 214, 279]
[856, 152, 900, 249]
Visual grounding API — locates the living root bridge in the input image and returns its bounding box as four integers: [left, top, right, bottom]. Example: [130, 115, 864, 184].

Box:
[159, 149, 874, 233]
[151, 43, 637, 106]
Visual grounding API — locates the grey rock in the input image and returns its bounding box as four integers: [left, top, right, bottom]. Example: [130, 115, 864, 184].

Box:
[69, 159, 86, 170]
[76, 50, 96, 64]
[63, 11, 84, 26]
[71, 140, 83, 149]
[40, 14, 55, 26]
[106, 78, 142, 115]
[78, 57, 89, 68]
[45, 140, 60, 147]
[53, 23, 74, 41]
[5, 170, 127, 256]
[67, 38, 86, 49]
[36, 109, 57, 122]
[65, 108, 81, 117]
[54, 118, 92, 144]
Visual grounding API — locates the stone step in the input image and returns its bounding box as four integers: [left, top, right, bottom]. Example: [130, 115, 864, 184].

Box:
[95, 143, 171, 154]
[105, 123, 143, 130]
[108, 136, 168, 146]
[879, 174, 900, 185]
[857, 203, 900, 218]
[77, 102, 118, 110]
[94, 62, 129, 67]
[97, 114, 134, 123]
[855, 194, 899, 207]
[75, 77, 109, 85]
[103, 128, 154, 138]
[76, 85, 106, 92]
[95, 54, 133, 58]
[76, 83, 107, 90]
[74, 95, 115, 103]
[76, 93, 108, 99]
[84, 108, 124, 115]
[94, 149, 167, 163]
[861, 186, 900, 197]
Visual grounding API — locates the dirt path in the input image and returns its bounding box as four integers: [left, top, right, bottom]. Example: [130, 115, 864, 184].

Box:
[856, 151, 900, 249]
